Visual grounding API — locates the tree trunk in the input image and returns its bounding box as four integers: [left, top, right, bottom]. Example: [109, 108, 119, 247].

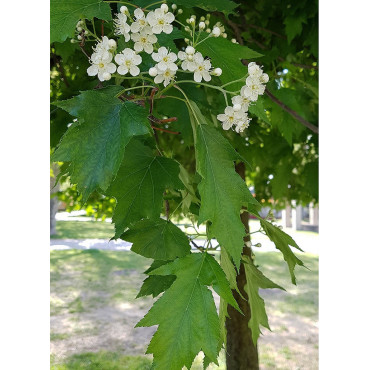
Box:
[225, 162, 259, 370]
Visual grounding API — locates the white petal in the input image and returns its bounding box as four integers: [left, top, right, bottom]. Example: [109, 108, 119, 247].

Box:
[152, 52, 160, 62]
[163, 24, 173, 34]
[178, 51, 186, 60]
[157, 61, 168, 71]
[114, 54, 124, 64]
[106, 63, 117, 73]
[134, 42, 143, 52]
[194, 71, 202, 82]
[131, 32, 140, 41]
[164, 12, 175, 23]
[87, 65, 98, 76]
[134, 8, 144, 19]
[168, 52, 177, 62]
[152, 25, 162, 34]
[202, 71, 211, 82]
[154, 74, 164, 84]
[130, 22, 140, 33]
[217, 114, 227, 122]
[97, 71, 105, 81]
[144, 44, 153, 54]
[117, 65, 128, 75]
[133, 54, 142, 65]
[130, 65, 140, 76]
[169, 63, 178, 71]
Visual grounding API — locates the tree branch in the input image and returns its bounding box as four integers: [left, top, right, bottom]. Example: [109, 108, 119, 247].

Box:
[265, 88, 319, 134]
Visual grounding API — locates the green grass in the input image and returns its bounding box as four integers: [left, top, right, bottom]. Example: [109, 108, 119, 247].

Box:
[51, 352, 151, 369]
[51, 220, 114, 239]
[51, 248, 318, 369]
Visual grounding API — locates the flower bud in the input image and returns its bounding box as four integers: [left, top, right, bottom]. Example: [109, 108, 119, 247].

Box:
[171, 4, 177, 10]
[246, 241, 252, 248]
[233, 103, 242, 111]
[222, 33, 227, 38]
[161, 3, 168, 12]
[206, 28, 211, 33]
[212, 27, 221, 37]
[184, 38, 190, 43]
[261, 73, 269, 83]
[77, 35, 82, 40]
[186, 18, 190, 24]
[77, 26, 82, 32]
[205, 20, 210, 26]
[185, 26, 190, 32]
[70, 39, 76, 43]
[120, 5, 128, 13]
[185, 46, 195, 55]
[199, 21, 206, 30]
[213, 67, 222, 76]
[189, 17, 195, 24]
[206, 13, 211, 19]
[149, 67, 158, 77]
[84, 30, 89, 35]
[103, 72, 111, 81]
[200, 16, 205, 21]
[108, 39, 117, 48]
[255, 243, 262, 248]
[187, 54, 193, 61]
[177, 9, 183, 14]
[231, 38, 237, 43]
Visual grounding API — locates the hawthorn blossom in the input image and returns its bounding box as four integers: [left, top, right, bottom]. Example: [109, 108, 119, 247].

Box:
[115, 48, 142, 76]
[243, 76, 266, 101]
[131, 31, 157, 54]
[154, 66, 177, 86]
[217, 106, 245, 130]
[87, 52, 116, 81]
[114, 13, 131, 41]
[234, 114, 251, 133]
[232, 91, 251, 112]
[93, 36, 115, 59]
[248, 62, 263, 78]
[130, 8, 152, 34]
[147, 8, 175, 34]
[190, 52, 212, 82]
[152, 47, 178, 71]
[178, 50, 196, 71]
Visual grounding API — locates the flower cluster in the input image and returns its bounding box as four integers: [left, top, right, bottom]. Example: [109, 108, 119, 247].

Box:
[84, 4, 223, 85]
[217, 62, 269, 133]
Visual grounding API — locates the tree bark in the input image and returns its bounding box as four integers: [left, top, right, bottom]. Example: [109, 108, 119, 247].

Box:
[226, 162, 259, 370]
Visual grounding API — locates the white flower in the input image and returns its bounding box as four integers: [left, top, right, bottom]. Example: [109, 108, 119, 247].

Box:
[178, 50, 196, 71]
[131, 31, 157, 54]
[87, 52, 116, 81]
[260, 73, 269, 83]
[114, 13, 131, 42]
[147, 8, 175, 34]
[217, 106, 244, 130]
[232, 91, 251, 112]
[93, 36, 115, 59]
[212, 27, 221, 37]
[234, 113, 251, 133]
[185, 46, 195, 55]
[152, 47, 178, 71]
[243, 76, 265, 101]
[154, 67, 177, 86]
[248, 62, 263, 78]
[190, 52, 212, 82]
[130, 8, 152, 34]
[115, 48, 142, 76]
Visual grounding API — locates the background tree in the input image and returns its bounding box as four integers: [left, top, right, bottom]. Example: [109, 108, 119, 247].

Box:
[50, 0, 318, 369]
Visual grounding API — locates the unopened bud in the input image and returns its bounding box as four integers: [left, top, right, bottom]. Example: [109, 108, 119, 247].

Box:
[222, 33, 227, 38]
[206, 28, 211, 33]
[77, 26, 82, 32]
[108, 39, 117, 48]
[185, 46, 195, 55]
[84, 30, 89, 35]
[246, 241, 252, 248]
[120, 5, 128, 13]
[200, 16, 205, 21]
[171, 4, 177, 10]
[255, 243, 262, 248]
[231, 38, 237, 43]
[77, 35, 82, 40]
[177, 9, 183, 14]
[213, 67, 222, 76]
[184, 38, 190, 43]
[205, 20, 210, 26]
[161, 3, 168, 12]
[199, 21, 206, 30]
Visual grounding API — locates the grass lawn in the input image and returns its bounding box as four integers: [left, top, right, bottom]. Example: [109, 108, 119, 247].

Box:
[51, 220, 115, 239]
[50, 246, 318, 369]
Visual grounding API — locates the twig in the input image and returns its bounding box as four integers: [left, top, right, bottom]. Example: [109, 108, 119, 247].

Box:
[265, 88, 319, 134]
[151, 126, 180, 134]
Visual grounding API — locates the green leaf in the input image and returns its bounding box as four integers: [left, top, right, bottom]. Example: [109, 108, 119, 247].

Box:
[52, 86, 151, 202]
[106, 140, 184, 238]
[156, 28, 186, 53]
[242, 256, 285, 344]
[137, 252, 240, 370]
[260, 219, 304, 284]
[284, 15, 306, 44]
[137, 260, 176, 298]
[50, 0, 112, 43]
[249, 97, 270, 125]
[135, 0, 238, 14]
[197, 35, 262, 85]
[195, 120, 260, 267]
[121, 218, 190, 260]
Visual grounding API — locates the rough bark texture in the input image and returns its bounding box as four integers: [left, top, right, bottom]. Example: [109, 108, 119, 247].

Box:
[225, 162, 259, 370]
